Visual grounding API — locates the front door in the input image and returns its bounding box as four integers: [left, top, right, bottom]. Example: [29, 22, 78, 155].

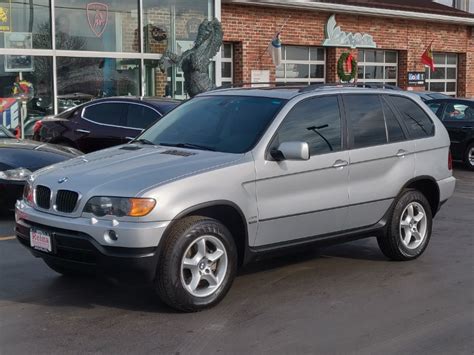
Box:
[254, 95, 350, 247]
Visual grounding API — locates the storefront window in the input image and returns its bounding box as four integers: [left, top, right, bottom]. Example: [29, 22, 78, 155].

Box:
[357, 49, 398, 86]
[425, 53, 457, 96]
[0, 55, 53, 132]
[55, 0, 139, 52]
[0, 0, 51, 49]
[143, 0, 213, 98]
[276, 45, 326, 85]
[57, 57, 140, 111]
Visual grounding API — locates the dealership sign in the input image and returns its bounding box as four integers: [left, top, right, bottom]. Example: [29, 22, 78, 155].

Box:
[323, 14, 376, 49]
[408, 71, 426, 86]
[87, 2, 108, 38]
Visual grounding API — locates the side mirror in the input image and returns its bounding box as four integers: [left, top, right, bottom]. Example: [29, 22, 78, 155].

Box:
[270, 141, 310, 161]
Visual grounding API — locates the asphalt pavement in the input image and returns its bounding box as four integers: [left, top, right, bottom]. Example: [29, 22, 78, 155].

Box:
[0, 168, 473, 354]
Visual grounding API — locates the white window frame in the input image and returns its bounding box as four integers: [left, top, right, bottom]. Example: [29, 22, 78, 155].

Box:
[425, 52, 457, 96]
[357, 49, 398, 85]
[276, 45, 326, 85]
[221, 42, 233, 85]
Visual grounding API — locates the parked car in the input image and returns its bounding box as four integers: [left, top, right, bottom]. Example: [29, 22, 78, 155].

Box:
[16, 87, 455, 312]
[34, 97, 180, 153]
[425, 98, 474, 170]
[0, 125, 81, 212]
[411, 91, 450, 102]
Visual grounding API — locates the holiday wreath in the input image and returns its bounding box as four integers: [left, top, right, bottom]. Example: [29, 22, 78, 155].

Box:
[337, 52, 357, 83]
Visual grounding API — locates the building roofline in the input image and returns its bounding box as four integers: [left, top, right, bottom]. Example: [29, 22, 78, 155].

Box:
[222, 0, 474, 25]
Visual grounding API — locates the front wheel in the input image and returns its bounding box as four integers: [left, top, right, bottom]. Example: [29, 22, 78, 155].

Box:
[377, 190, 432, 261]
[155, 216, 238, 312]
[464, 143, 474, 171]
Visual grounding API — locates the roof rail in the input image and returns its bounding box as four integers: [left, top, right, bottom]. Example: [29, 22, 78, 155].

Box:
[298, 82, 402, 93]
[209, 82, 302, 92]
[208, 82, 403, 93]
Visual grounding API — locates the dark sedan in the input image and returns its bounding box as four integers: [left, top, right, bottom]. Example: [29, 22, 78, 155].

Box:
[426, 98, 474, 170]
[0, 126, 81, 212]
[34, 97, 180, 153]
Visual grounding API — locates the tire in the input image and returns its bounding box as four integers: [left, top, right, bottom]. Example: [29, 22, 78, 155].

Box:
[464, 143, 474, 171]
[44, 259, 92, 277]
[377, 189, 432, 261]
[155, 216, 238, 312]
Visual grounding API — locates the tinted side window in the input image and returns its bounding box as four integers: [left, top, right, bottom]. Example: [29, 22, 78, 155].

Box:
[390, 96, 435, 138]
[442, 102, 474, 122]
[382, 98, 405, 143]
[126, 104, 161, 129]
[274, 96, 342, 156]
[345, 94, 387, 149]
[83, 103, 127, 126]
[426, 102, 442, 115]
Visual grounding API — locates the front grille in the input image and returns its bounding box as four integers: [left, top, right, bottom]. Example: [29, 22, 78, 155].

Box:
[56, 190, 79, 213]
[35, 185, 51, 209]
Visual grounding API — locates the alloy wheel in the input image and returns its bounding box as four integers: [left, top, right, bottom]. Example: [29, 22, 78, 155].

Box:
[399, 202, 427, 250]
[180, 235, 228, 298]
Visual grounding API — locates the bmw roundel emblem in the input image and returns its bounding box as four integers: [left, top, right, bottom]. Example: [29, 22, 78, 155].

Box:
[58, 177, 69, 184]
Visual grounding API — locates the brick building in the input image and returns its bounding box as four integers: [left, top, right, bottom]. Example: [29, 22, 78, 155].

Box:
[220, 0, 474, 97]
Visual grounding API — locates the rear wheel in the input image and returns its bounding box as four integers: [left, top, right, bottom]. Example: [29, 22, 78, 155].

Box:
[464, 143, 474, 171]
[155, 216, 237, 312]
[377, 190, 432, 261]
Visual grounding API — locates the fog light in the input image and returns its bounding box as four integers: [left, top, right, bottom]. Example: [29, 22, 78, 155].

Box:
[108, 230, 118, 241]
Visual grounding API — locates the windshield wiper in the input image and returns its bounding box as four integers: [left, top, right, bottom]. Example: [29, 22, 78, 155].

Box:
[132, 138, 156, 145]
[159, 142, 216, 151]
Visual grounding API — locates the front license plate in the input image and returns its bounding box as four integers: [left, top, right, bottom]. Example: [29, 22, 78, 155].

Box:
[30, 228, 52, 253]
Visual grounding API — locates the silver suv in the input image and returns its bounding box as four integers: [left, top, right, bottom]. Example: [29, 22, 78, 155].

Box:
[15, 86, 456, 312]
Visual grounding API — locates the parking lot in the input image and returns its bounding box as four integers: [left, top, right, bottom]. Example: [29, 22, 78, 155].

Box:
[0, 167, 472, 354]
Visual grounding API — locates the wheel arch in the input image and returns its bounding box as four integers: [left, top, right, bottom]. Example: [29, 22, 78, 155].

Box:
[159, 200, 250, 267]
[400, 176, 440, 217]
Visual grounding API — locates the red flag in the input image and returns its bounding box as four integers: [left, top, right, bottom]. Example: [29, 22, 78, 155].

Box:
[421, 42, 435, 72]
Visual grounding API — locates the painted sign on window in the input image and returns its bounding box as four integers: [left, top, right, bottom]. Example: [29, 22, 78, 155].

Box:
[0, 0, 12, 32]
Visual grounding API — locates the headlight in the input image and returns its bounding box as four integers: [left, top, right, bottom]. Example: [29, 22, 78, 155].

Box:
[23, 181, 34, 206]
[84, 197, 156, 217]
[0, 167, 32, 181]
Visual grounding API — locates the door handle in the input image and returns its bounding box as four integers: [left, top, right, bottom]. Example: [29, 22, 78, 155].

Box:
[396, 149, 408, 158]
[75, 129, 90, 134]
[332, 159, 349, 169]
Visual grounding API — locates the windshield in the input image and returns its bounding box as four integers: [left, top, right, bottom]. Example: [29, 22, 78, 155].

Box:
[0, 126, 14, 138]
[138, 95, 287, 153]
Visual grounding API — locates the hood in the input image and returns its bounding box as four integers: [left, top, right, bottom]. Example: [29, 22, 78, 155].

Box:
[0, 139, 81, 171]
[32, 144, 244, 197]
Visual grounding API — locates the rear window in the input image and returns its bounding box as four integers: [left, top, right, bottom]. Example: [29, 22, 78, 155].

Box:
[390, 96, 435, 139]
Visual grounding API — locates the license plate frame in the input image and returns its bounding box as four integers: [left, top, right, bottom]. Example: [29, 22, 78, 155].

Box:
[30, 228, 54, 253]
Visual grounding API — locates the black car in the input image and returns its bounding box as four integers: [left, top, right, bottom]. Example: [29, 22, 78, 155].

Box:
[0, 126, 81, 212]
[425, 98, 474, 170]
[34, 97, 180, 153]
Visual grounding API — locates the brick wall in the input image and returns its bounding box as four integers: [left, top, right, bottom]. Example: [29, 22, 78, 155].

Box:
[222, 4, 474, 97]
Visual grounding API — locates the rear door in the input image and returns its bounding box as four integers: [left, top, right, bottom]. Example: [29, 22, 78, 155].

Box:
[254, 95, 350, 246]
[77, 102, 128, 152]
[344, 94, 415, 229]
[122, 103, 162, 143]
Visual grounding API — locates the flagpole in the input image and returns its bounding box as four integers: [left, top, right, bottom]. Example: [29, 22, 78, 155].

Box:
[256, 15, 291, 65]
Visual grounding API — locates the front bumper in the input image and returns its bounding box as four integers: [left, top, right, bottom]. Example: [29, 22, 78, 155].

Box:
[15, 202, 171, 280]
